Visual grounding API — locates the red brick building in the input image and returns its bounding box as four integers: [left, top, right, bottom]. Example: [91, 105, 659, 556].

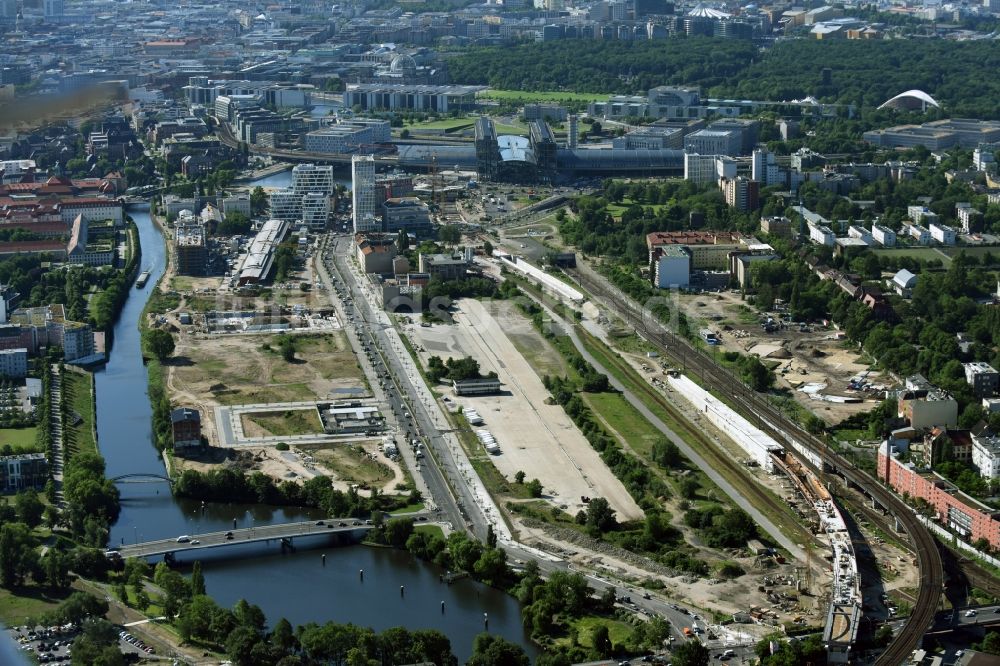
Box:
[170, 407, 202, 449]
[878, 442, 1000, 549]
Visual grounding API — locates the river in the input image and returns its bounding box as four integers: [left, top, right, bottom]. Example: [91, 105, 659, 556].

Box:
[91, 204, 535, 662]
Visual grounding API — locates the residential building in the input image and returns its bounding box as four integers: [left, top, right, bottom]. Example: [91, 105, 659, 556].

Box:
[175, 222, 208, 276]
[879, 441, 1000, 549]
[965, 362, 1000, 399]
[0, 348, 27, 378]
[352, 155, 380, 233]
[0, 453, 47, 493]
[760, 216, 792, 238]
[9, 304, 94, 361]
[722, 177, 759, 212]
[731, 250, 779, 289]
[654, 246, 690, 288]
[898, 375, 959, 429]
[872, 225, 896, 247]
[751, 148, 781, 186]
[907, 205, 939, 226]
[170, 407, 202, 449]
[356, 235, 398, 273]
[808, 223, 836, 246]
[848, 225, 873, 244]
[646, 231, 745, 270]
[957, 206, 982, 234]
[930, 222, 957, 245]
[908, 224, 932, 246]
[973, 145, 996, 172]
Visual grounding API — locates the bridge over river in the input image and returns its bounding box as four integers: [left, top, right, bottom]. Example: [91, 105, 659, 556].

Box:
[113, 512, 435, 559]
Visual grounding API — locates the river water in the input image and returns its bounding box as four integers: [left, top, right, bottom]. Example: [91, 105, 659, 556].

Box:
[90, 205, 534, 662]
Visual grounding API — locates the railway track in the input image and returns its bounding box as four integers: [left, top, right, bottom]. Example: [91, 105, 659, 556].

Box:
[576, 327, 814, 547]
[566, 267, 944, 665]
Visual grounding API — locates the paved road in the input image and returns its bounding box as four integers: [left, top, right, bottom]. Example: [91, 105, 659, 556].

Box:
[325, 235, 500, 539]
[114, 513, 433, 559]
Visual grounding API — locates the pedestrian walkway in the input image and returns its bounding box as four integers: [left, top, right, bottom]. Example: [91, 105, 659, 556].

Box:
[48, 364, 65, 506]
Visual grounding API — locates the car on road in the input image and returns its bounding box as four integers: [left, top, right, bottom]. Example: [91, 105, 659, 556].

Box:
[190, 540, 200, 545]
[966, 610, 978, 617]
[316, 520, 325, 525]
[225, 531, 233, 539]
[175, 535, 190, 543]
[339, 522, 347, 527]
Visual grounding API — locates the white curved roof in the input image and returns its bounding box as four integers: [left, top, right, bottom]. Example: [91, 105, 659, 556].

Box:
[878, 89, 941, 110]
[688, 3, 731, 18]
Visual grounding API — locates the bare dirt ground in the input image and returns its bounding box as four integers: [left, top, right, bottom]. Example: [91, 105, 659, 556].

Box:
[172, 439, 407, 495]
[674, 290, 886, 425]
[165, 330, 365, 447]
[403, 298, 643, 521]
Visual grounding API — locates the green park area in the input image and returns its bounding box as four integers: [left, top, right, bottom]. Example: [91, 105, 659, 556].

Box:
[477, 89, 605, 104]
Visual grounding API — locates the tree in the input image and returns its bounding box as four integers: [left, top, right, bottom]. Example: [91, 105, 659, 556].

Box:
[514, 470, 526, 484]
[0, 522, 36, 588]
[483, 240, 493, 255]
[190, 560, 206, 596]
[397, 229, 410, 252]
[525, 478, 543, 498]
[585, 497, 617, 535]
[739, 355, 774, 391]
[250, 186, 267, 215]
[438, 225, 461, 244]
[43, 549, 70, 589]
[591, 624, 613, 657]
[15, 489, 44, 527]
[672, 640, 710, 666]
[467, 633, 530, 666]
[143, 329, 175, 361]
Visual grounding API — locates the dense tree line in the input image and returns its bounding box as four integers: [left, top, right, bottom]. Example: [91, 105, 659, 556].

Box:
[448, 38, 757, 95]
[174, 469, 421, 517]
[62, 451, 120, 544]
[711, 39, 1000, 118]
[426, 355, 495, 384]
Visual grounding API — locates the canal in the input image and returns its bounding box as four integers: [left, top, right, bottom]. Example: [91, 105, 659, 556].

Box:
[92, 204, 535, 662]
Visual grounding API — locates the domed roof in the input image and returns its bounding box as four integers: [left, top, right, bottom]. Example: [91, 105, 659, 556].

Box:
[878, 89, 941, 111]
[389, 54, 417, 75]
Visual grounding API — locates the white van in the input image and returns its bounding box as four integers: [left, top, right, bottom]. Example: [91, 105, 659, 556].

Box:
[176, 535, 191, 543]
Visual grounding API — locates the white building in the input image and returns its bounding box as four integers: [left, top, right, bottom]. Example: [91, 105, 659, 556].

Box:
[808, 222, 836, 246]
[972, 434, 1000, 479]
[891, 269, 917, 297]
[300, 192, 330, 231]
[957, 206, 982, 234]
[303, 119, 391, 154]
[751, 148, 781, 186]
[684, 129, 740, 157]
[351, 155, 379, 233]
[292, 164, 335, 196]
[220, 193, 252, 217]
[929, 222, 956, 245]
[872, 224, 896, 247]
[0, 348, 27, 378]
[974, 145, 996, 172]
[908, 224, 932, 245]
[907, 205, 939, 226]
[683, 153, 717, 184]
[654, 246, 690, 288]
[847, 225, 873, 244]
[268, 190, 301, 223]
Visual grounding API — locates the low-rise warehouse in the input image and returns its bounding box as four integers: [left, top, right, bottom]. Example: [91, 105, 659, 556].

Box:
[238, 219, 288, 285]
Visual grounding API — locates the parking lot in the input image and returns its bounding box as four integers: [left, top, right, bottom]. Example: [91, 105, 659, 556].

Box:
[7, 623, 156, 663]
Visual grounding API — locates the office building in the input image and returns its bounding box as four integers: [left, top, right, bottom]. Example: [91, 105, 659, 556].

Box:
[352, 156, 380, 233]
[300, 193, 330, 231]
[304, 119, 391, 154]
[383, 197, 433, 236]
[175, 222, 208, 276]
[0, 348, 27, 378]
[418, 253, 470, 280]
[0, 453, 47, 493]
[760, 216, 792, 238]
[343, 84, 485, 113]
[864, 119, 1000, 150]
[752, 149, 781, 186]
[684, 129, 741, 157]
[646, 231, 745, 271]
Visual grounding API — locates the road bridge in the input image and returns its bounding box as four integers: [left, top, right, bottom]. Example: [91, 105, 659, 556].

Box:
[112, 512, 433, 560]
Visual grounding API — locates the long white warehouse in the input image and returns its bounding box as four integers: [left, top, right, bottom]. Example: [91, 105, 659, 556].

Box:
[667, 374, 783, 471]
